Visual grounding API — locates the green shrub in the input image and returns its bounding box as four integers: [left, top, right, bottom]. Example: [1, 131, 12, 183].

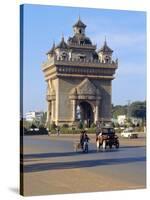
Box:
[50, 121, 56, 130]
[39, 124, 45, 129]
[91, 123, 96, 128]
[62, 124, 69, 128]
[78, 121, 84, 129]
[86, 127, 96, 133]
[30, 124, 37, 129]
[23, 120, 32, 129]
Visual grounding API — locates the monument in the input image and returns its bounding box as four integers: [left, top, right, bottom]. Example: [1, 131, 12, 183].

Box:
[42, 18, 118, 127]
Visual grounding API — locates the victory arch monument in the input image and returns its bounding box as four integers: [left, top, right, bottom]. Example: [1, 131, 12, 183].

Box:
[42, 18, 118, 127]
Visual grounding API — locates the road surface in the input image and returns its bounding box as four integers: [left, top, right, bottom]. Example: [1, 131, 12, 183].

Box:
[21, 134, 146, 196]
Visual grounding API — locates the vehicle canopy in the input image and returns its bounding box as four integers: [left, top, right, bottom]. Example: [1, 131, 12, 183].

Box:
[101, 127, 115, 135]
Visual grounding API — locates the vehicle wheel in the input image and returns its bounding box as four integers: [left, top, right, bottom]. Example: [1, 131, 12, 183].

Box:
[116, 142, 119, 149]
[102, 140, 106, 149]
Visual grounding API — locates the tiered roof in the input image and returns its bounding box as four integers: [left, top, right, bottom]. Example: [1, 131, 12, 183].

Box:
[98, 40, 113, 53]
[73, 18, 86, 28]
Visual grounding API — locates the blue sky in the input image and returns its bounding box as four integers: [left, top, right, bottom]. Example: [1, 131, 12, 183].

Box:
[22, 4, 146, 114]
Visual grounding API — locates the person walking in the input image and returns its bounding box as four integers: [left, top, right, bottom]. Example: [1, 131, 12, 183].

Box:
[56, 126, 60, 136]
[80, 130, 90, 149]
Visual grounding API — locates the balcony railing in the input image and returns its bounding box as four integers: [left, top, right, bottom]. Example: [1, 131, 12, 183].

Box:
[42, 56, 118, 70]
[68, 42, 96, 49]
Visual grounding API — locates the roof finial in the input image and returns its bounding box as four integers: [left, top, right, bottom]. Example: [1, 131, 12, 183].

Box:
[78, 10, 80, 20]
[53, 40, 55, 47]
[104, 36, 107, 45]
[62, 33, 64, 41]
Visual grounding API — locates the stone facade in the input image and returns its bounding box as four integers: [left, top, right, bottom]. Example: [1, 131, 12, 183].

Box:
[42, 18, 118, 127]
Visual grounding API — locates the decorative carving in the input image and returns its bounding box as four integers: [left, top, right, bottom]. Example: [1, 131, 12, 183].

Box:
[77, 78, 97, 95]
[69, 78, 101, 100]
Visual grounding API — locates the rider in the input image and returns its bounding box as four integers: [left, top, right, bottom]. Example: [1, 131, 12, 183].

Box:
[80, 130, 90, 149]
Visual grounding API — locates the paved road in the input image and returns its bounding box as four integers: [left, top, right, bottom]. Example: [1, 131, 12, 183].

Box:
[22, 135, 146, 196]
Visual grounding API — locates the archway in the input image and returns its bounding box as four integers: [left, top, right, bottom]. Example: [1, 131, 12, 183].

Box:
[77, 101, 94, 128]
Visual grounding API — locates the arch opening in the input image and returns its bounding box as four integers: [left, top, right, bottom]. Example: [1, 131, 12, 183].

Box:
[76, 101, 94, 128]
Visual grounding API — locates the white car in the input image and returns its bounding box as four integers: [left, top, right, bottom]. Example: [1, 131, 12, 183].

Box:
[29, 128, 39, 131]
[121, 128, 138, 138]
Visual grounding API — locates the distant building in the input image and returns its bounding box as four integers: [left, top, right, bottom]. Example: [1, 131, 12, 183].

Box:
[130, 117, 142, 126]
[111, 118, 118, 124]
[25, 111, 44, 122]
[117, 115, 127, 126]
[117, 115, 143, 126]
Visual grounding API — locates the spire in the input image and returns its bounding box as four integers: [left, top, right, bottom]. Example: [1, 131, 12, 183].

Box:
[62, 33, 64, 41]
[56, 35, 68, 49]
[104, 36, 107, 45]
[46, 41, 56, 55]
[98, 37, 113, 53]
[52, 41, 55, 48]
[73, 17, 86, 28]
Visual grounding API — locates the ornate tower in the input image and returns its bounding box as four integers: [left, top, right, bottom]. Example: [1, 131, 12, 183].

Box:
[98, 38, 113, 63]
[42, 18, 118, 127]
[73, 17, 86, 35]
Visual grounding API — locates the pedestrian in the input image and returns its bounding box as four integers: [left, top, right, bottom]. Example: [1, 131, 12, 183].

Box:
[56, 126, 60, 136]
[80, 130, 90, 149]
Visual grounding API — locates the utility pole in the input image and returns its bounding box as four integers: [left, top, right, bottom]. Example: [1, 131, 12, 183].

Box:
[127, 100, 131, 119]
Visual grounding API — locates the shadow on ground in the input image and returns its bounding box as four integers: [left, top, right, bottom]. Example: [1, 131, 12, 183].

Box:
[23, 149, 121, 160]
[23, 145, 145, 160]
[22, 156, 146, 173]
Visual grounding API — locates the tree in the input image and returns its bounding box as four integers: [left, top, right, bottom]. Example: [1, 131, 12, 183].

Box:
[40, 112, 47, 126]
[129, 101, 146, 120]
[32, 119, 40, 128]
[112, 105, 127, 119]
[112, 101, 146, 120]
[23, 120, 32, 129]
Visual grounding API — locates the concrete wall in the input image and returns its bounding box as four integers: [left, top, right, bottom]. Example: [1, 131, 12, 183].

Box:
[58, 78, 81, 124]
[50, 77, 112, 125]
[93, 79, 112, 120]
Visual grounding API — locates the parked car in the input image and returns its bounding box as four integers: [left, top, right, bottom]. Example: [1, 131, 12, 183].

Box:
[121, 128, 138, 138]
[24, 126, 48, 135]
[96, 127, 119, 150]
[29, 128, 39, 131]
